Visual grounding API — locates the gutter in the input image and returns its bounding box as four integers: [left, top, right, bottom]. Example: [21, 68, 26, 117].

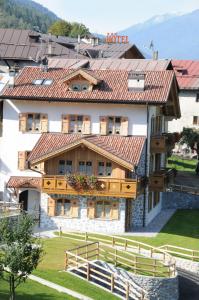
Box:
[143, 103, 149, 227]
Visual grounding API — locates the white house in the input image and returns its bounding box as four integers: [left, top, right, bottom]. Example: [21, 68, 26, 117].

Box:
[0, 60, 180, 233]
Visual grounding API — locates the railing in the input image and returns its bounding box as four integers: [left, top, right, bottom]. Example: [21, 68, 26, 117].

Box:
[65, 242, 148, 300]
[149, 168, 175, 192]
[62, 231, 176, 278]
[159, 245, 199, 262]
[42, 175, 145, 198]
[0, 202, 22, 216]
[170, 184, 199, 195]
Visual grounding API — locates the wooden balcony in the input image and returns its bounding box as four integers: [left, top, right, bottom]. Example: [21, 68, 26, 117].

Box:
[42, 176, 145, 198]
[149, 169, 175, 192]
[150, 133, 177, 153]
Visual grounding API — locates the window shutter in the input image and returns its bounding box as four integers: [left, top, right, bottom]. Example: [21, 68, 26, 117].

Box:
[19, 113, 27, 132]
[61, 114, 70, 133]
[48, 197, 56, 216]
[18, 151, 28, 170]
[83, 116, 91, 134]
[71, 199, 79, 218]
[121, 117, 128, 136]
[100, 116, 108, 135]
[87, 200, 95, 219]
[111, 202, 119, 220]
[40, 114, 48, 133]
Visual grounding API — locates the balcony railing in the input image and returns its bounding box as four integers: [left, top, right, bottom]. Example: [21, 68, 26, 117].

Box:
[150, 133, 179, 153]
[42, 175, 145, 198]
[149, 168, 175, 192]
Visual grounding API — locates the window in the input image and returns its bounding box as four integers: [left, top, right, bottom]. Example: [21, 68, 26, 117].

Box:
[148, 192, 160, 212]
[56, 199, 71, 217]
[32, 79, 53, 86]
[71, 83, 90, 91]
[154, 154, 161, 171]
[96, 200, 112, 219]
[151, 116, 162, 135]
[69, 115, 83, 133]
[196, 94, 199, 102]
[27, 113, 40, 132]
[98, 162, 112, 176]
[108, 116, 121, 134]
[58, 160, 72, 175]
[78, 161, 92, 175]
[193, 116, 199, 125]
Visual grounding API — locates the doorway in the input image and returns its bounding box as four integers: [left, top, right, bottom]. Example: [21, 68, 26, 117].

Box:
[19, 190, 28, 211]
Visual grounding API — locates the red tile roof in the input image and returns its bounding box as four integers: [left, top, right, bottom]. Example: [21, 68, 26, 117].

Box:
[28, 133, 146, 169]
[172, 60, 199, 90]
[7, 176, 41, 189]
[1, 66, 175, 104]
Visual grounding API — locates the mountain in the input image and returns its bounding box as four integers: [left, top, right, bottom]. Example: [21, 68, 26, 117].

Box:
[0, 0, 59, 33]
[120, 10, 199, 59]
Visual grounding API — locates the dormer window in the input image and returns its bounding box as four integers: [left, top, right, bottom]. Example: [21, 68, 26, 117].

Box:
[72, 84, 81, 91]
[128, 71, 145, 91]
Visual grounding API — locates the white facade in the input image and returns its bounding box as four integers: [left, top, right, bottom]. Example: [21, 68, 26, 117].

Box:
[168, 91, 199, 133]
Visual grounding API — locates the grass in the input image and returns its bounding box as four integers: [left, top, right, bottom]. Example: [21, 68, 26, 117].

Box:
[0, 278, 76, 300]
[167, 155, 197, 172]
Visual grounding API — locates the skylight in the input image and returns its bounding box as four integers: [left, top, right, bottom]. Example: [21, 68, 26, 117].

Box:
[32, 79, 53, 86]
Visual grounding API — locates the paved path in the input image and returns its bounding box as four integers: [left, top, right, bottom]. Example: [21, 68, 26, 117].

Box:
[29, 274, 93, 300]
[129, 209, 176, 237]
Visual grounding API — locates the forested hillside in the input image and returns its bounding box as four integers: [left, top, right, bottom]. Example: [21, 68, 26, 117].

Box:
[0, 0, 58, 32]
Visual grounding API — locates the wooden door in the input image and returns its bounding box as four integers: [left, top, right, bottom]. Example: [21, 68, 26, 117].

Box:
[125, 199, 132, 232]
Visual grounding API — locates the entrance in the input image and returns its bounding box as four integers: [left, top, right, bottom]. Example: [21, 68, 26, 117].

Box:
[125, 199, 132, 231]
[19, 190, 28, 211]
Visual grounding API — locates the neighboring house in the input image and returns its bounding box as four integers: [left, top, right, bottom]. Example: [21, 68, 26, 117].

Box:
[0, 28, 85, 73]
[169, 60, 199, 133]
[0, 61, 180, 233]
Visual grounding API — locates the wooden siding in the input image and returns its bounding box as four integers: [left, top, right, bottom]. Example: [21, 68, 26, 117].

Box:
[45, 146, 126, 178]
[149, 169, 175, 192]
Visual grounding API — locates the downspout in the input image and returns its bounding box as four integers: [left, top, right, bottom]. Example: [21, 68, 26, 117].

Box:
[143, 102, 149, 227]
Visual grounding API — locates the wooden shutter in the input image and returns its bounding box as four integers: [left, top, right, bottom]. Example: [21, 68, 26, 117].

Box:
[111, 202, 119, 220]
[120, 117, 128, 136]
[87, 200, 95, 219]
[100, 116, 108, 135]
[19, 113, 27, 132]
[83, 116, 91, 134]
[18, 151, 28, 170]
[61, 114, 70, 133]
[48, 197, 56, 216]
[40, 114, 48, 133]
[71, 199, 79, 218]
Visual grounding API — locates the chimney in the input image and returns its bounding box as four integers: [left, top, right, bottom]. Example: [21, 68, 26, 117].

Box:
[41, 56, 48, 72]
[153, 50, 158, 60]
[128, 71, 145, 91]
[8, 68, 16, 88]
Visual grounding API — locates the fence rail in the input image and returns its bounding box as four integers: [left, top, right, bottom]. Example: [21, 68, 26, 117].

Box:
[65, 242, 148, 300]
[0, 202, 22, 215]
[159, 245, 199, 262]
[170, 184, 199, 195]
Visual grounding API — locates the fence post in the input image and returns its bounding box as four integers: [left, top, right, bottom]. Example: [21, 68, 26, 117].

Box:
[87, 262, 90, 281]
[126, 282, 129, 300]
[115, 249, 117, 266]
[86, 244, 88, 260]
[111, 274, 114, 293]
[134, 256, 137, 274]
[65, 252, 68, 270]
[85, 232, 88, 242]
[112, 237, 115, 247]
[125, 240, 127, 251]
[59, 226, 62, 237]
[97, 242, 99, 260]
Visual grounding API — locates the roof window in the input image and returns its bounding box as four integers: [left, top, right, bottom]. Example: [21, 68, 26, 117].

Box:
[32, 79, 53, 86]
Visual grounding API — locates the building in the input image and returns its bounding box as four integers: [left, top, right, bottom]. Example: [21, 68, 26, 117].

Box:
[169, 60, 199, 133]
[0, 60, 180, 233]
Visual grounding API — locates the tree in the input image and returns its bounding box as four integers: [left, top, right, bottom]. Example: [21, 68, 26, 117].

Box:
[0, 214, 43, 300]
[69, 22, 90, 38]
[180, 127, 199, 159]
[48, 20, 72, 36]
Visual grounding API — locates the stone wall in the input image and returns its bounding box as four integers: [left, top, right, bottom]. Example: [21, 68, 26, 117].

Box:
[162, 192, 199, 209]
[132, 194, 144, 227]
[40, 193, 126, 234]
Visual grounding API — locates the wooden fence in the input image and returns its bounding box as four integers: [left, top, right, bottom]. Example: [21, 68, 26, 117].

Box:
[61, 231, 176, 278]
[159, 245, 199, 262]
[65, 242, 148, 300]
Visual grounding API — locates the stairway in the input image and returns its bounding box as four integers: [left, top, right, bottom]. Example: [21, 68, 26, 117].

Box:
[177, 268, 199, 300]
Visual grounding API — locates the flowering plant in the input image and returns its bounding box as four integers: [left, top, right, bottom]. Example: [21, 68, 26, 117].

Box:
[66, 174, 100, 191]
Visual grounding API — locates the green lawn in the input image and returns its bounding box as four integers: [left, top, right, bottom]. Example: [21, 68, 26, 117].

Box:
[0, 278, 76, 300]
[167, 155, 197, 172]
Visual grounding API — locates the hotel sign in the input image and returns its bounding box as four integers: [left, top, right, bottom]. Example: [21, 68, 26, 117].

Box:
[106, 33, 129, 44]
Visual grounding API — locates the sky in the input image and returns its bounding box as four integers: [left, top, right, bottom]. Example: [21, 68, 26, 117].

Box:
[34, 0, 199, 33]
